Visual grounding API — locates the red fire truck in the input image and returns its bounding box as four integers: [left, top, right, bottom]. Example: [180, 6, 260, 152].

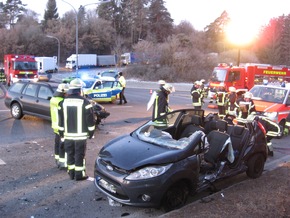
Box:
[209, 63, 290, 92]
[4, 54, 39, 86]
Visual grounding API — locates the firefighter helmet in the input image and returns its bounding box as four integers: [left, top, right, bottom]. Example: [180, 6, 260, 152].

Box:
[69, 78, 84, 89]
[229, 86, 236, 92]
[244, 92, 253, 99]
[158, 80, 166, 85]
[57, 83, 69, 93]
[194, 81, 201, 86]
[163, 83, 174, 93]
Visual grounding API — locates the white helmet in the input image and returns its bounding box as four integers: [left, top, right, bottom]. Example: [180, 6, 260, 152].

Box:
[229, 86, 236, 92]
[244, 92, 253, 99]
[158, 80, 166, 85]
[57, 83, 69, 93]
[194, 81, 201, 86]
[200, 79, 205, 83]
[163, 83, 174, 93]
[69, 78, 84, 89]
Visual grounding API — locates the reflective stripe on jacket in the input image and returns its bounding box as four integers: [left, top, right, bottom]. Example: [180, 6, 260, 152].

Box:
[191, 89, 203, 107]
[58, 94, 95, 140]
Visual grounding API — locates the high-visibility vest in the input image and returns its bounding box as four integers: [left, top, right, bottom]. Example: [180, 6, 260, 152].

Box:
[50, 95, 64, 134]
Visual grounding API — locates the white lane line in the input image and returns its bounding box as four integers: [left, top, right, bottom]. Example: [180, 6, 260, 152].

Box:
[0, 158, 6, 165]
[0, 110, 10, 112]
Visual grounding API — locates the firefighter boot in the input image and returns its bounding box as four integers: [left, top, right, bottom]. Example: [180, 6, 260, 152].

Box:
[68, 170, 75, 180]
[75, 171, 88, 181]
[58, 161, 67, 170]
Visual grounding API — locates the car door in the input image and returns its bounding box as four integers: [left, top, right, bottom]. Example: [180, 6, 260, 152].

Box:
[36, 85, 54, 118]
[21, 83, 39, 114]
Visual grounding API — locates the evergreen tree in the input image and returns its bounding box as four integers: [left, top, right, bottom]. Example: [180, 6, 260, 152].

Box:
[43, 0, 59, 28]
[204, 11, 230, 53]
[2, 0, 27, 29]
[147, 0, 173, 43]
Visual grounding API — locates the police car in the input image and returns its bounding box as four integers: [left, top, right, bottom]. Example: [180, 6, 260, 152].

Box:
[82, 77, 122, 103]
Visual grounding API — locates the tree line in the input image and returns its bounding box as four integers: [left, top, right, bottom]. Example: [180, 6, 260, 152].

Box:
[1, 0, 290, 82]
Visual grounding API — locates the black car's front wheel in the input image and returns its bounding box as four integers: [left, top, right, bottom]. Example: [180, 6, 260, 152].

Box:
[162, 181, 189, 212]
[11, 102, 24, 119]
[246, 153, 265, 179]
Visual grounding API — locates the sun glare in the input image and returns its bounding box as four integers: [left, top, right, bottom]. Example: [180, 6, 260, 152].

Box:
[224, 1, 265, 46]
[226, 18, 258, 46]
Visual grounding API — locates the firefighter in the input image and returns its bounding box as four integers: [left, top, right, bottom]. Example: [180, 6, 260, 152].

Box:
[237, 92, 256, 119]
[191, 81, 203, 109]
[50, 83, 69, 169]
[118, 72, 127, 105]
[157, 80, 166, 92]
[216, 86, 228, 116]
[247, 113, 281, 156]
[226, 86, 239, 117]
[200, 79, 208, 98]
[259, 116, 280, 156]
[58, 78, 95, 181]
[0, 68, 6, 83]
[152, 83, 174, 124]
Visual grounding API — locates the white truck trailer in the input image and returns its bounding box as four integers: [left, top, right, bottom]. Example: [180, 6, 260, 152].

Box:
[35, 56, 58, 73]
[65, 54, 97, 69]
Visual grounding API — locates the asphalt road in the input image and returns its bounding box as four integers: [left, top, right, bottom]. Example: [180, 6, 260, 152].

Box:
[1, 71, 290, 217]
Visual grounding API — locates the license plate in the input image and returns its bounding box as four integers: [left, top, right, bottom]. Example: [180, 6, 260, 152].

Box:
[99, 179, 117, 193]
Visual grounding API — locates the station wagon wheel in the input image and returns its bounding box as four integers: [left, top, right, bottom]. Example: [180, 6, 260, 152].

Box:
[162, 181, 189, 212]
[11, 102, 24, 119]
[246, 153, 265, 179]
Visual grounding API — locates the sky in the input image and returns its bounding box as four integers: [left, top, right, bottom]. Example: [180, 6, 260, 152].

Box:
[18, 0, 290, 32]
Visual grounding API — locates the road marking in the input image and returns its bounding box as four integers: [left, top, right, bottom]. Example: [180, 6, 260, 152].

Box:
[0, 158, 6, 165]
[0, 110, 10, 112]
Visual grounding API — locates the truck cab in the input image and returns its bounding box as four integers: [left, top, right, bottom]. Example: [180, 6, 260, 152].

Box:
[4, 54, 38, 86]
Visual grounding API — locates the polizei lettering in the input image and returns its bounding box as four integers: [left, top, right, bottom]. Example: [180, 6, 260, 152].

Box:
[93, 93, 107, 97]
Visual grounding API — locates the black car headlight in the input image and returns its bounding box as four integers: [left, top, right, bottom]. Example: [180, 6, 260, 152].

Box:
[126, 164, 172, 180]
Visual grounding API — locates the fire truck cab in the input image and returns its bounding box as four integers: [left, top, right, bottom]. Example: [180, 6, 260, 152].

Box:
[4, 54, 38, 86]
